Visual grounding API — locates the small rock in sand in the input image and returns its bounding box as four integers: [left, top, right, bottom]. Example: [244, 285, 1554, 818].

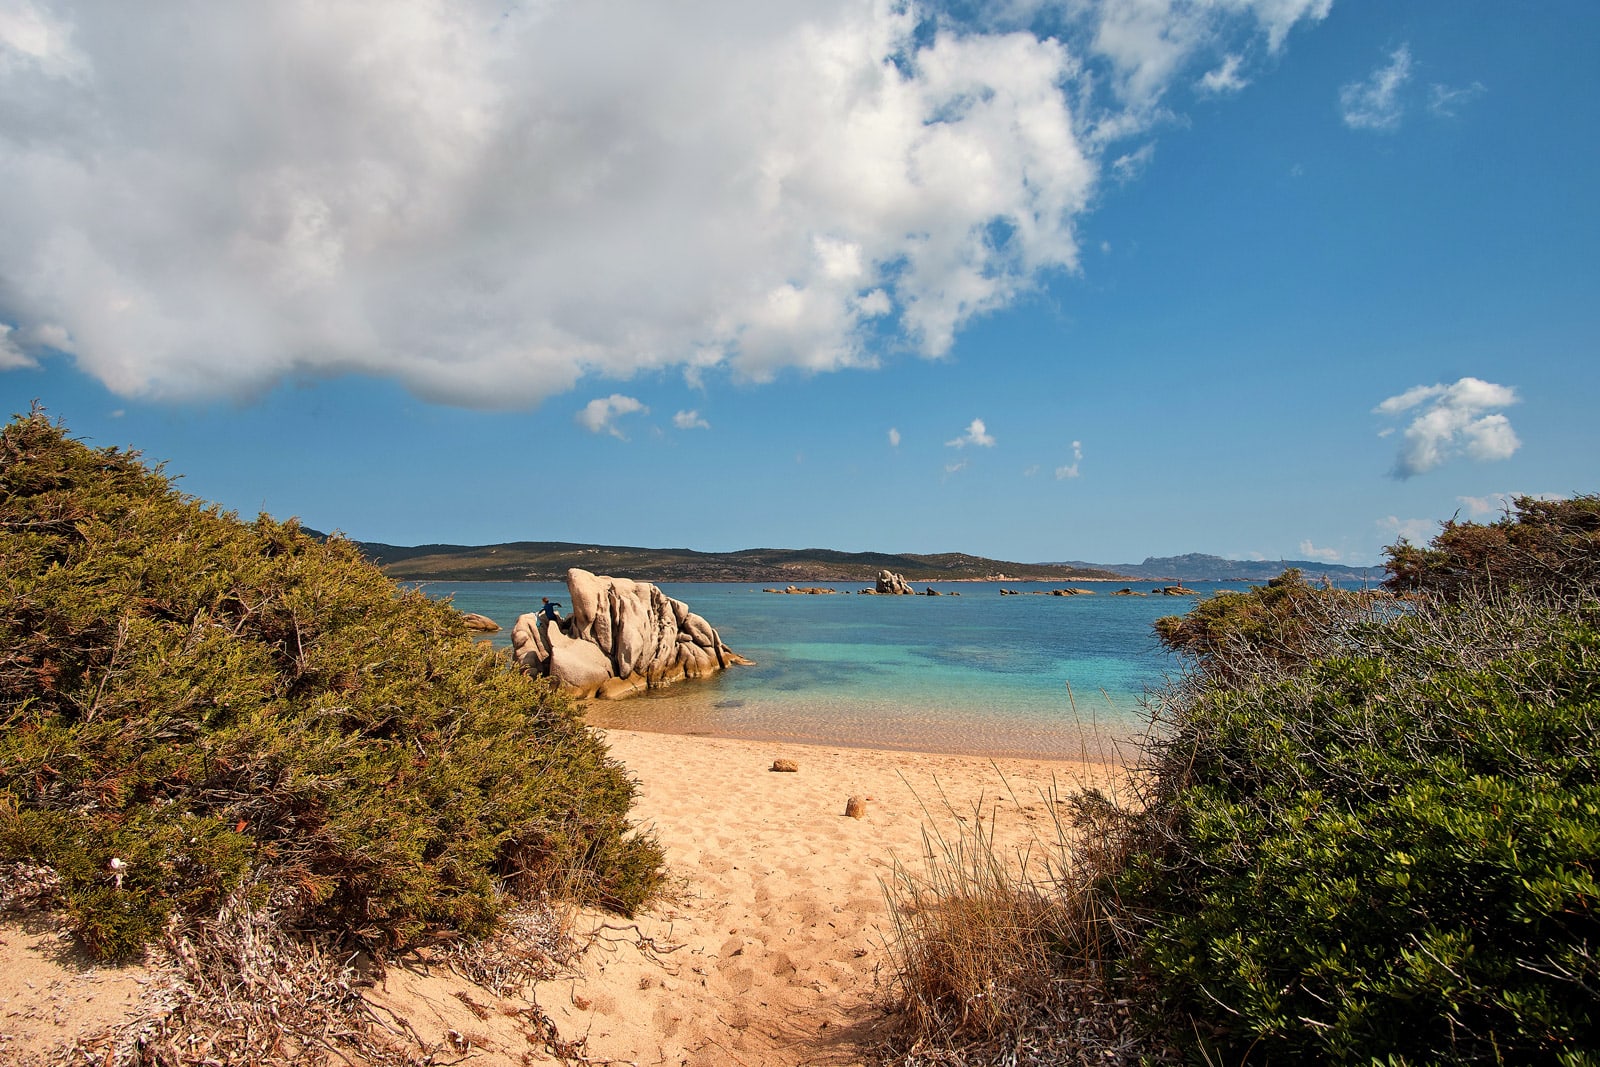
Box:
[844, 796, 867, 819]
[770, 759, 799, 772]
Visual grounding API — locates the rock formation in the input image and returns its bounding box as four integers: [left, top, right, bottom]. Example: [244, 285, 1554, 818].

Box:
[875, 570, 914, 595]
[512, 568, 751, 699]
[458, 612, 500, 632]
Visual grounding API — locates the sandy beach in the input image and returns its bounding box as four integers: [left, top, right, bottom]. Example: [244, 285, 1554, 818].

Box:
[3, 729, 1123, 1066]
[368, 729, 1123, 1066]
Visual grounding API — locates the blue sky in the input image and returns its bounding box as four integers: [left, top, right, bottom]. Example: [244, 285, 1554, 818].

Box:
[2, 1, 1596, 565]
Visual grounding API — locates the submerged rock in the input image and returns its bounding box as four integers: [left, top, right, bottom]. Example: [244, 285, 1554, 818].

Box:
[512, 568, 752, 699]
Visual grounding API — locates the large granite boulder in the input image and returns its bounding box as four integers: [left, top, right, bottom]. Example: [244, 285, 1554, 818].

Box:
[512, 568, 751, 699]
[876, 570, 914, 595]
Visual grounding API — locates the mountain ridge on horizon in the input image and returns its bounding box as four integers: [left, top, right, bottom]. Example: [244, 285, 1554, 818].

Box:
[315, 533, 1385, 583]
[1050, 552, 1386, 582]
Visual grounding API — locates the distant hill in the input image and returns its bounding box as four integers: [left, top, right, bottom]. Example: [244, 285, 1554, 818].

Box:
[1050, 553, 1386, 582]
[345, 538, 1131, 583]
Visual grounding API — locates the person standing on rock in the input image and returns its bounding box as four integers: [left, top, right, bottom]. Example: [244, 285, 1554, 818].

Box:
[538, 597, 563, 624]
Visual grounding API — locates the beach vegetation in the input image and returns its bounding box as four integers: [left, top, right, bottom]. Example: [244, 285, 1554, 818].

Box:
[0, 408, 664, 964]
[885, 495, 1599, 1065]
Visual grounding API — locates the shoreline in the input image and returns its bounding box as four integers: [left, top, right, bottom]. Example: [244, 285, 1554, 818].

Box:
[579, 708, 1145, 766]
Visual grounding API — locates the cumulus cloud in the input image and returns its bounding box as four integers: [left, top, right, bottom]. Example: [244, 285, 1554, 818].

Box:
[1298, 539, 1341, 562]
[0, 324, 37, 370]
[947, 418, 996, 449]
[673, 409, 710, 430]
[1197, 54, 1248, 95]
[1458, 491, 1565, 519]
[1374, 377, 1521, 479]
[0, 1, 1333, 408]
[888, 427, 901, 448]
[1054, 439, 1083, 479]
[1340, 44, 1412, 131]
[576, 394, 647, 439]
[1457, 492, 1514, 519]
[1378, 515, 1437, 545]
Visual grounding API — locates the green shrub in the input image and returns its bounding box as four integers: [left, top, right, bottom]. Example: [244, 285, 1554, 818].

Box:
[0, 409, 663, 961]
[1153, 568, 1385, 681]
[1125, 525, 1600, 1062]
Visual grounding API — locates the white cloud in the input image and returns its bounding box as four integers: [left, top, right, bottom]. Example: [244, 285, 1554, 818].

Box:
[944, 459, 968, 475]
[576, 394, 648, 439]
[1340, 44, 1412, 131]
[1429, 81, 1486, 118]
[1023, 463, 1040, 477]
[1197, 54, 1248, 95]
[1378, 515, 1437, 545]
[1298, 539, 1341, 562]
[0, 3, 87, 80]
[673, 409, 710, 430]
[947, 417, 995, 449]
[1054, 439, 1083, 479]
[0, 1, 1333, 408]
[1075, 0, 1330, 115]
[1374, 377, 1521, 479]
[1458, 491, 1565, 519]
[1457, 492, 1515, 519]
[887, 427, 901, 448]
[0, 324, 37, 370]
[1110, 143, 1156, 183]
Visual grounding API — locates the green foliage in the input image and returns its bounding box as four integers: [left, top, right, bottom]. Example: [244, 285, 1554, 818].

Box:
[0, 410, 663, 961]
[1122, 515, 1600, 1063]
[1153, 568, 1386, 681]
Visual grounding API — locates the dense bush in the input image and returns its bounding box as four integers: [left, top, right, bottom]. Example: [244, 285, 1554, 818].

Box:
[1153, 568, 1386, 681]
[0, 410, 663, 961]
[1125, 502, 1600, 1063]
[1385, 494, 1600, 599]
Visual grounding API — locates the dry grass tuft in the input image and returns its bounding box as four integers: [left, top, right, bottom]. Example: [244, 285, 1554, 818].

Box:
[16, 881, 593, 1066]
[24, 887, 415, 1065]
[439, 898, 580, 998]
[879, 775, 1166, 1066]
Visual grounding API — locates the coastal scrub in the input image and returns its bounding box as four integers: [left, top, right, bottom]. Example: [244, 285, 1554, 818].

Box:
[884, 498, 1599, 1065]
[1127, 498, 1600, 1063]
[0, 409, 663, 962]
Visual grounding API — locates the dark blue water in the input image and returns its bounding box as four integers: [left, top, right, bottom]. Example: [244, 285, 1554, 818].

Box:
[415, 580, 1242, 758]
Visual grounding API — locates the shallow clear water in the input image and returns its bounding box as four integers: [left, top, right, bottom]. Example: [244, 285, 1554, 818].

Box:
[416, 580, 1245, 759]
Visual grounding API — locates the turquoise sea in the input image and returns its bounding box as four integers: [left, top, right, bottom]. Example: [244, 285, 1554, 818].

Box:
[416, 579, 1274, 759]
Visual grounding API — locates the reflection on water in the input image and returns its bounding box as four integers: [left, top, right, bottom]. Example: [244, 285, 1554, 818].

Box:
[410, 580, 1243, 758]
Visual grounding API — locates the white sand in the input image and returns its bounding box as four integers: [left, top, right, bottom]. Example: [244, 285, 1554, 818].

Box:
[525, 729, 1120, 1066]
[7, 729, 1122, 1066]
